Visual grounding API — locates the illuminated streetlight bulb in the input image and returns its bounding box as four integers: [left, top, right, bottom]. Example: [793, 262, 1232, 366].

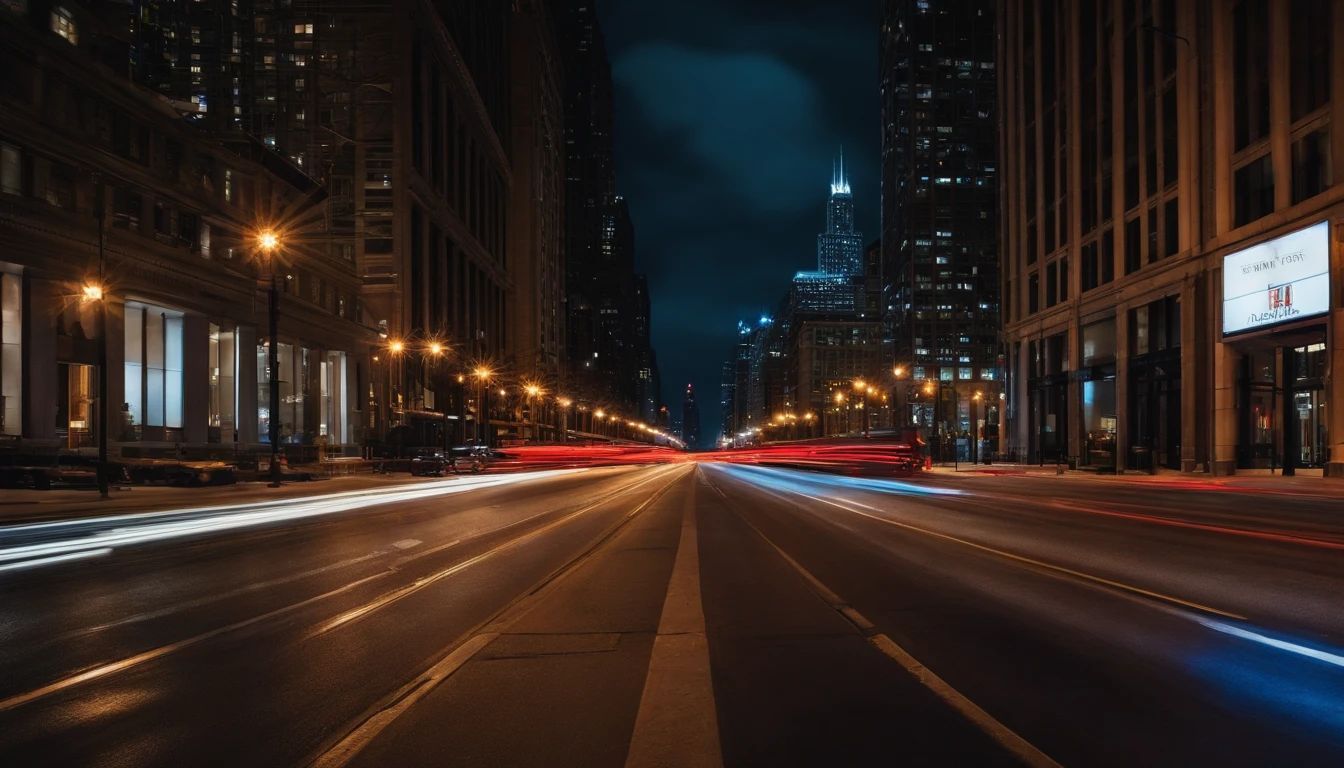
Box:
[894, 367, 904, 377]
[525, 385, 540, 396]
[258, 231, 279, 251]
[429, 342, 443, 355]
[82, 283, 103, 302]
[389, 340, 404, 354]
[475, 367, 491, 380]
[595, 410, 605, 418]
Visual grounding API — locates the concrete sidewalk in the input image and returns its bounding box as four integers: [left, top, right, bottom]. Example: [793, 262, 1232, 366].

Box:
[928, 463, 1344, 496]
[0, 473, 455, 525]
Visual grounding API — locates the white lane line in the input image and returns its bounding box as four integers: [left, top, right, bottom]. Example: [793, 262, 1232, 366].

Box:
[46, 551, 387, 644]
[306, 466, 690, 768]
[310, 633, 500, 768]
[309, 467, 687, 639]
[0, 570, 388, 714]
[701, 466, 1059, 768]
[0, 468, 681, 715]
[866, 634, 1061, 768]
[625, 471, 723, 768]
[390, 539, 422, 550]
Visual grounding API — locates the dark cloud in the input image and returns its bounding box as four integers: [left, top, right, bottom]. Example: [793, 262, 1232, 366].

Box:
[598, 0, 877, 444]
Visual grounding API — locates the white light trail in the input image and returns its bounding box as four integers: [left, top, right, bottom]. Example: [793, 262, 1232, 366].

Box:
[0, 470, 585, 574]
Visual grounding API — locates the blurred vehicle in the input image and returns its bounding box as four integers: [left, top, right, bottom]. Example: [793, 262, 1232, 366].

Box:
[447, 445, 491, 474]
[409, 450, 449, 477]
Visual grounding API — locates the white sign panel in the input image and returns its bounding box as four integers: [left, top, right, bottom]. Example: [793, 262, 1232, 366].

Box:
[1222, 221, 1331, 335]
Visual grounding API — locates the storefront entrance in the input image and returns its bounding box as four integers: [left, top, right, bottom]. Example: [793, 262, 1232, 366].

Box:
[55, 362, 95, 449]
[1237, 338, 1327, 473]
[1130, 349, 1181, 471]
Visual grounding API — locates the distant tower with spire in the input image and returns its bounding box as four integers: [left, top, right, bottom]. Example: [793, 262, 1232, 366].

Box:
[818, 148, 863, 276]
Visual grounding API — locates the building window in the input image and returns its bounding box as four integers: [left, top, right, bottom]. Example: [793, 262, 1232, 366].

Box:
[1289, 0, 1331, 122]
[1045, 261, 1059, 308]
[1232, 0, 1271, 151]
[1163, 198, 1179, 257]
[1234, 153, 1275, 227]
[50, 6, 76, 45]
[1059, 256, 1069, 302]
[1124, 217, 1141, 274]
[321, 351, 347, 443]
[0, 273, 20, 435]
[1028, 272, 1040, 315]
[258, 343, 309, 443]
[1291, 125, 1332, 205]
[0, 144, 20, 196]
[958, 367, 972, 380]
[124, 304, 184, 430]
[209, 325, 237, 442]
[224, 169, 233, 202]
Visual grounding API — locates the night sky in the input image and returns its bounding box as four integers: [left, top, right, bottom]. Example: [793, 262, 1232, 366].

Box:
[599, 0, 879, 446]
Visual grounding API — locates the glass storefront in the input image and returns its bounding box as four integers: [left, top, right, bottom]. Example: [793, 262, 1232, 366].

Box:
[209, 324, 237, 443]
[124, 303, 184, 441]
[1237, 339, 1327, 471]
[0, 272, 20, 435]
[1080, 319, 1117, 467]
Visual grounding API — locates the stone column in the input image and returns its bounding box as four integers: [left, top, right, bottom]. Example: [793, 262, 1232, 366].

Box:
[1212, 339, 1240, 476]
[1180, 275, 1201, 472]
[105, 299, 126, 446]
[24, 278, 58, 441]
[235, 325, 258, 444]
[1328, 306, 1344, 477]
[181, 314, 210, 444]
[1114, 303, 1130, 473]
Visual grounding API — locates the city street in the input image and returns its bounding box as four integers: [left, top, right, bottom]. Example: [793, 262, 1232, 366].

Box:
[2, 463, 1343, 766]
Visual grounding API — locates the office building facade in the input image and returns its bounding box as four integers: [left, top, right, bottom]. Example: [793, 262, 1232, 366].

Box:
[1000, 0, 1344, 476]
[881, 0, 1000, 436]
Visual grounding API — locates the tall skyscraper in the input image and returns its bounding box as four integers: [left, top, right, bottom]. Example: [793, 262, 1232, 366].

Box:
[880, 0, 999, 433]
[794, 152, 866, 312]
[681, 384, 701, 450]
[557, 1, 655, 418]
[818, 151, 865, 276]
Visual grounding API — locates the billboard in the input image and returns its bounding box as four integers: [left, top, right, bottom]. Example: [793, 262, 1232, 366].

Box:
[1222, 221, 1331, 335]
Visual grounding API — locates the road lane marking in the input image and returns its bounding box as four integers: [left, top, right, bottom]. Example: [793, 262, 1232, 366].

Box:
[797, 491, 1246, 620]
[390, 539, 422, 550]
[306, 466, 692, 768]
[710, 466, 1246, 621]
[310, 633, 500, 768]
[308, 467, 688, 639]
[0, 571, 388, 714]
[45, 551, 387, 644]
[625, 471, 722, 768]
[702, 467, 1058, 768]
[866, 633, 1061, 768]
[0, 467, 681, 715]
[1050, 500, 1344, 551]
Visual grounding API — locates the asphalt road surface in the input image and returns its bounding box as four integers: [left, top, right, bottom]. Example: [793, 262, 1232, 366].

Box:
[1, 462, 1342, 766]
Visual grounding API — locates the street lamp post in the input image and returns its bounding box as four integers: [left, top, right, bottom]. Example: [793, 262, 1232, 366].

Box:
[90, 185, 110, 500]
[558, 398, 571, 442]
[259, 231, 282, 488]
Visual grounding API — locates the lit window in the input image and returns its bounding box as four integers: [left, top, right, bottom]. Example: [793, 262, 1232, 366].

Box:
[294, 22, 313, 35]
[51, 6, 76, 44]
[958, 367, 972, 380]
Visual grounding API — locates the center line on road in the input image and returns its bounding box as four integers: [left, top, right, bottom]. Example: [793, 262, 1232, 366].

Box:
[625, 469, 722, 768]
[1, 467, 681, 716]
[791, 490, 1245, 620]
[702, 467, 1059, 768]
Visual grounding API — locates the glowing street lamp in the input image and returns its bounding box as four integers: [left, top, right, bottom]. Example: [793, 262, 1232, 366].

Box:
[257, 229, 284, 487]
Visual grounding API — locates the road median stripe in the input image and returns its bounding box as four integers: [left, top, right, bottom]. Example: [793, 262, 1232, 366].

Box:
[702, 467, 1058, 768]
[625, 470, 722, 768]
